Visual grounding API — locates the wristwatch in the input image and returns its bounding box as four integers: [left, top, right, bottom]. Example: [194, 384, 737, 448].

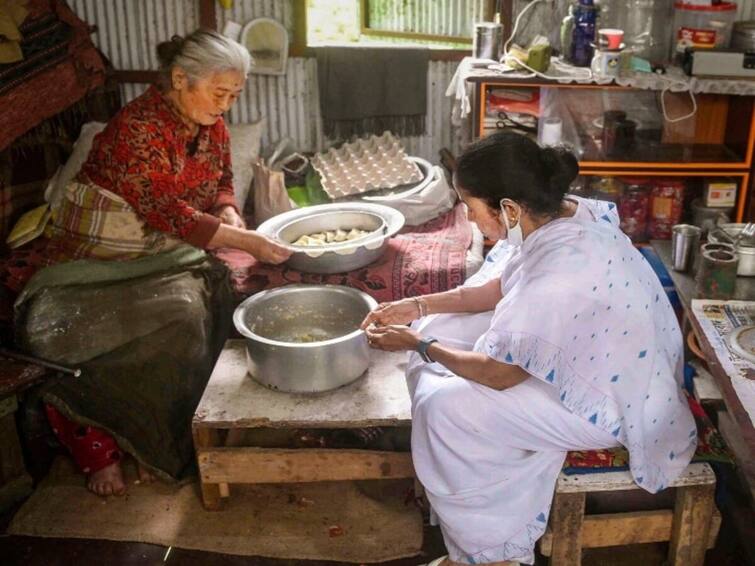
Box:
[416, 337, 439, 363]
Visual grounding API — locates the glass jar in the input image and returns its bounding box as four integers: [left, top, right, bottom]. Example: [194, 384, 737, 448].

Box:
[618, 178, 651, 242]
[648, 178, 685, 239]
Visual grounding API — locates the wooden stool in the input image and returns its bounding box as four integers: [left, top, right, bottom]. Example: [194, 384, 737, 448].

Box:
[193, 340, 415, 510]
[539, 462, 720, 566]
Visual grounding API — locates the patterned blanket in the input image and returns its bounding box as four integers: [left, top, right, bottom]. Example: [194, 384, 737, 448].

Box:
[563, 393, 733, 474]
[215, 203, 473, 303]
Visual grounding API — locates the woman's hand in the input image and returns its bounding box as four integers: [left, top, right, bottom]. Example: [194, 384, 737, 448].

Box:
[245, 231, 292, 264]
[364, 324, 421, 352]
[216, 205, 246, 229]
[360, 299, 420, 329]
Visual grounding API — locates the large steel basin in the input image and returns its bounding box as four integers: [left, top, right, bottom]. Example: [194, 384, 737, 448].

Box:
[233, 284, 377, 393]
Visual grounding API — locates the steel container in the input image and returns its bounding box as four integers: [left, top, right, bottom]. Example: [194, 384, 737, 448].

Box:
[671, 224, 701, 272]
[257, 203, 405, 274]
[233, 284, 378, 393]
[708, 223, 755, 277]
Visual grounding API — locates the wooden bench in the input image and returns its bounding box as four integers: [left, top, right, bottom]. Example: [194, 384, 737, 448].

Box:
[539, 462, 719, 566]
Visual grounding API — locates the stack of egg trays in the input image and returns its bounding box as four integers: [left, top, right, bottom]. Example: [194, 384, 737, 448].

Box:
[311, 131, 423, 199]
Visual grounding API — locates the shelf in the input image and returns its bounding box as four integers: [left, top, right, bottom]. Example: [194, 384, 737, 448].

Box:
[579, 143, 747, 169]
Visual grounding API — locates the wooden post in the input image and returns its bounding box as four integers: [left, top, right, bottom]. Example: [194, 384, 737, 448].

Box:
[549, 491, 586, 566]
[668, 484, 715, 566]
[198, 0, 217, 31]
[193, 427, 224, 510]
[291, 0, 307, 57]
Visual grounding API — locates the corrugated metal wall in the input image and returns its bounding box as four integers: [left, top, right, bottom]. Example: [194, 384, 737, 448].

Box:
[67, 0, 463, 162]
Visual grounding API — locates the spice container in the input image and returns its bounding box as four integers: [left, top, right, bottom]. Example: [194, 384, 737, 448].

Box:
[648, 179, 685, 239]
[618, 178, 650, 242]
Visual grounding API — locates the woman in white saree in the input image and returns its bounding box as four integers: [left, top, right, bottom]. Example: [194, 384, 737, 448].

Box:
[362, 132, 696, 566]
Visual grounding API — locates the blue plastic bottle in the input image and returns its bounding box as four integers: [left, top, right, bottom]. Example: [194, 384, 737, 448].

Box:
[571, 0, 597, 67]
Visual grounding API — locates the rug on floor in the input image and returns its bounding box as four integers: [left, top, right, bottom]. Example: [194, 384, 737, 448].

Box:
[8, 458, 423, 563]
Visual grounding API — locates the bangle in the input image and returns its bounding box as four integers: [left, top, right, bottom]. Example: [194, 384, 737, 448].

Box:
[412, 296, 428, 318]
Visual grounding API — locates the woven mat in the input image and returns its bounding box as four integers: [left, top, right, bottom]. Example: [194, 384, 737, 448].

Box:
[8, 458, 423, 563]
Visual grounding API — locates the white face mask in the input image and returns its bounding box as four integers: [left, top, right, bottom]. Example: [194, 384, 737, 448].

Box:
[500, 199, 523, 247]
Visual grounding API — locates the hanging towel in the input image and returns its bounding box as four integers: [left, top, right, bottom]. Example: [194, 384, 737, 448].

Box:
[315, 46, 429, 140]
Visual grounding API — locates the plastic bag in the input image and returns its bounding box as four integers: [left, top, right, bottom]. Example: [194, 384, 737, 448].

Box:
[252, 158, 293, 227]
[369, 165, 457, 226]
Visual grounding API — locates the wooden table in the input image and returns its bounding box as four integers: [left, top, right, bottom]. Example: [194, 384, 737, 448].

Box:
[651, 240, 755, 503]
[192, 340, 415, 510]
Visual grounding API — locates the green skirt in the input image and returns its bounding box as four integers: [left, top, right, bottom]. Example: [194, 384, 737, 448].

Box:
[14, 246, 234, 480]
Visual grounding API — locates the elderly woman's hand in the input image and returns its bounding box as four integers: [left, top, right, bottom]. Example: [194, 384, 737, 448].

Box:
[246, 232, 292, 265]
[360, 299, 421, 329]
[216, 205, 246, 229]
[365, 324, 421, 352]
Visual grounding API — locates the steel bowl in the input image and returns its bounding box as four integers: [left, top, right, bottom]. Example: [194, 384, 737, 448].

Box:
[708, 223, 755, 277]
[257, 203, 405, 274]
[233, 284, 378, 393]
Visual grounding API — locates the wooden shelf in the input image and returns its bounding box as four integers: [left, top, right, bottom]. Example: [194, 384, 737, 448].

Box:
[473, 79, 755, 222]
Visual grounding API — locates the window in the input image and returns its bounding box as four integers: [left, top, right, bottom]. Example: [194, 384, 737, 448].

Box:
[300, 0, 496, 54]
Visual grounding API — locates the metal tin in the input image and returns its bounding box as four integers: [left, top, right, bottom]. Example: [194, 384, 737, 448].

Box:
[474, 22, 502, 60]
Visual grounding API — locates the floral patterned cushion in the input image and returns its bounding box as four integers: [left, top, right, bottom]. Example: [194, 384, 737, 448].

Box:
[563, 393, 732, 475]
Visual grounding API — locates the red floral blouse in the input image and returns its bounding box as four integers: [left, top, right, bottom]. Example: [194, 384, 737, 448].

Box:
[78, 86, 238, 248]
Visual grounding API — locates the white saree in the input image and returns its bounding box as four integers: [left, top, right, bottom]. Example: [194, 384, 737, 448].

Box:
[407, 197, 696, 564]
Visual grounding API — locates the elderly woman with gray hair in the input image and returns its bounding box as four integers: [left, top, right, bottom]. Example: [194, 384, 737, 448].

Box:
[13, 29, 290, 496]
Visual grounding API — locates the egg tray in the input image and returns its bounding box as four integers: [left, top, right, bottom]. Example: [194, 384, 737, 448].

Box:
[311, 132, 423, 199]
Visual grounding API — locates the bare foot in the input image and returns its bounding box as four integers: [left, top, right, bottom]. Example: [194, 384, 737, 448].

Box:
[87, 461, 126, 496]
[137, 462, 156, 483]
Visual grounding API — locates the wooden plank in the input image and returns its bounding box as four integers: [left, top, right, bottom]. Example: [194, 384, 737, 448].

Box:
[193, 427, 224, 511]
[540, 508, 721, 555]
[669, 484, 716, 566]
[556, 463, 715, 494]
[197, 447, 414, 484]
[549, 492, 585, 566]
[541, 510, 673, 554]
[290, 0, 307, 57]
[198, 0, 217, 30]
